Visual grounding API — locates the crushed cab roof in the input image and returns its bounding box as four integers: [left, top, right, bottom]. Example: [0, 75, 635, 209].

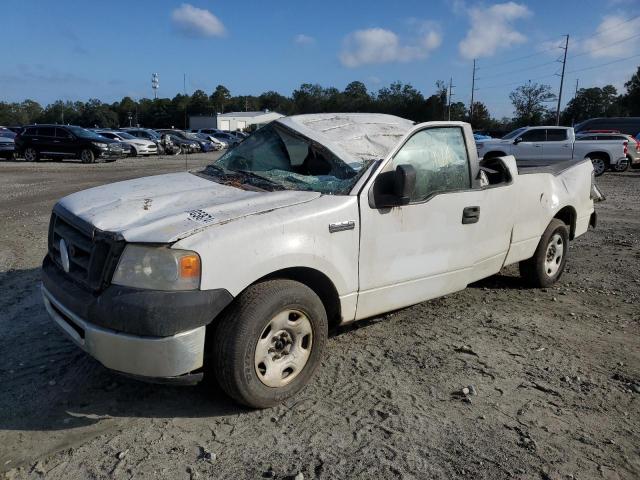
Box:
[276, 113, 414, 166]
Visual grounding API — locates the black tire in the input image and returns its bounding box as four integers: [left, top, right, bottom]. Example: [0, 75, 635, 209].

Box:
[23, 147, 39, 162]
[613, 157, 629, 173]
[80, 149, 95, 164]
[211, 279, 328, 408]
[129, 147, 138, 157]
[590, 155, 608, 176]
[519, 219, 569, 288]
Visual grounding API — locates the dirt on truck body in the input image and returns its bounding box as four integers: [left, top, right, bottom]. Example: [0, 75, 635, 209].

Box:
[0, 153, 638, 480]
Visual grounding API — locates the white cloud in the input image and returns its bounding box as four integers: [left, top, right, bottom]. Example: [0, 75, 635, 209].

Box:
[339, 25, 441, 68]
[294, 34, 315, 45]
[581, 14, 640, 58]
[458, 2, 531, 59]
[171, 3, 226, 38]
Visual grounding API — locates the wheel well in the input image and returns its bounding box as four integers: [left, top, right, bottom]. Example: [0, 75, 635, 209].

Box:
[586, 151, 610, 164]
[260, 267, 342, 329]
[484, 151, 506, 159]
[554, 206, 577, 239]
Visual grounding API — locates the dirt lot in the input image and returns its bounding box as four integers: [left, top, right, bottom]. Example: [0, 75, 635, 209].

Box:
[0, 155, 638, 480]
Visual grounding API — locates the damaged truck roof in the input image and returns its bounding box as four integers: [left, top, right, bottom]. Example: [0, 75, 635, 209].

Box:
[276, 113, 415, 166]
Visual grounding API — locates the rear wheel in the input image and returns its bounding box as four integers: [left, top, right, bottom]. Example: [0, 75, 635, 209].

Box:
[613, 157, 629, 172]
[211, 279, 328, 408]
[23, 147, 39, 162]
[80, 149, 95, 164]
[519, 219, 569, 288]
[590, 156, 607, 176]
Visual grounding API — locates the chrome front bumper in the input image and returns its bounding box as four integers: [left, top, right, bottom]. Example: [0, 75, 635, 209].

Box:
[42, 285, 205, 378]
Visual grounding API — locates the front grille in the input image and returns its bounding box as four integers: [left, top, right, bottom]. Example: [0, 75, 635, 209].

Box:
[48, 209, 125, 292]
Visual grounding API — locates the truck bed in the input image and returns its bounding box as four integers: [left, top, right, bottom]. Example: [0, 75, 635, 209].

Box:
[515, 158, 590, 176]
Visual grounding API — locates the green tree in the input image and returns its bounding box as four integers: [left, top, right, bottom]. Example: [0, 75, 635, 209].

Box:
[343, 81, 372, 112]
[469, 101, 493, 130]
[509, 82, 556, 126]
[258, 91, 293, 114]
[211, 85, 231, 113]
[620, 66, 640, 115]
[561, 85, 620, 124]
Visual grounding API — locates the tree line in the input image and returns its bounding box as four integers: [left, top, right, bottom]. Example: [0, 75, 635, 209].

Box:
[1, 67, 639, 132]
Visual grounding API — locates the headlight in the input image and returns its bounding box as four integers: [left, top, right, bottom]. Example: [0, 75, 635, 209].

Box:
[112, 245, 201, 290]
[92, 142, 108, 149]
[191, 143, 198, 148]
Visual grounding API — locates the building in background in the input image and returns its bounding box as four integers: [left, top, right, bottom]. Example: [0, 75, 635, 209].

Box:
[189, 110, 284, 131]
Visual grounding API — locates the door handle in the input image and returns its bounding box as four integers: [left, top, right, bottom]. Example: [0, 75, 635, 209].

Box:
[462, 206, 480, 224]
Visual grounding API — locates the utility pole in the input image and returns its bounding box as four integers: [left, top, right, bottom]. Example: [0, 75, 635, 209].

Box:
[447, 77, 454, 121]
[183, 73, 188, 130]
[574, 78, 579, 100]
[555, 35, 569, 126]
[470, 59, 476, 123]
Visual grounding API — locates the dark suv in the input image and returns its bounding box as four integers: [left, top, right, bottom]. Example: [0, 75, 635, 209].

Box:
[15, 125, 125, 163]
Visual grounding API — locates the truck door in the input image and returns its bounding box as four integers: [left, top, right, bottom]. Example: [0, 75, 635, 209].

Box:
[543, 128, 573, 161]
[357, 126, 488, 320]
[513, 128, 545, 160]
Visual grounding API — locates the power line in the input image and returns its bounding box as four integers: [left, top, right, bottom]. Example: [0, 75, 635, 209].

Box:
[475, 59, 560, 81]
[475, 73, 559, 90]
[586, 14, 640, 39]
[567, 52, 640, 74]
[477, 43, 560, 69]
[570, 31, 640, 59]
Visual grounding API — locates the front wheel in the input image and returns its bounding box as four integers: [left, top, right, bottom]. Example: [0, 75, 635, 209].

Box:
[23, 147, 39, 162]
[80, 149, 95, 164]
[519, 219, 569, 288]
[211, 279, 328, 408]
[590, 156, 607, 176]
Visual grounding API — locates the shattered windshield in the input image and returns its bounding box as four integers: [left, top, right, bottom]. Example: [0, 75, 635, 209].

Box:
[201, 123, 373, 194]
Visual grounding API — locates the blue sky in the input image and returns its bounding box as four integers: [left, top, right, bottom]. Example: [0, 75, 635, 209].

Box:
[2, 0, 639, 117]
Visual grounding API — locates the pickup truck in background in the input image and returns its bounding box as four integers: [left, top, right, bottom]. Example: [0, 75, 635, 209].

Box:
[42, 114, 599, 408]
[476, 126, 627, 176]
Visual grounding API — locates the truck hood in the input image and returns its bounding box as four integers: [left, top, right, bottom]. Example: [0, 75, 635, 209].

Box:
[57, 172, 321, 243]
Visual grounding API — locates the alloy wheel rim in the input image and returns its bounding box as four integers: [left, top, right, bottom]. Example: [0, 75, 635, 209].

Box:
[544, 233, 564, 277]
[25, 148, 36, 161]
[81, 150, 92, 162]
[254, 309, 313, 388]
[592, 158, 605, 175]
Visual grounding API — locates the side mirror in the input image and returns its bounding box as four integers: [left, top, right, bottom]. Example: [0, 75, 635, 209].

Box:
[513, 137, 523, 144]
[370, 164, 417, 208]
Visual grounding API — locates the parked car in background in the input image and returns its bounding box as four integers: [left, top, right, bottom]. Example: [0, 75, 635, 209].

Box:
[156, 129, 210, 153]
[575, 117, 640, 137]
[576, 132, 640, 171]
[0, 134, 15, 159]
[96, 130, 158, 156]
[120, 128, 165, 154]
[476, 126, 627, 176]
[155, 130, 200, 154]
[474, 132, 492, 141]
[192, 133, 224, 150]
[15, 125, 125, 163]
[210, 131, 241, 147]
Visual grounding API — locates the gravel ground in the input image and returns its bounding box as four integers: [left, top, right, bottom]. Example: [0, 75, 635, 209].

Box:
[0, 155, 638, 480]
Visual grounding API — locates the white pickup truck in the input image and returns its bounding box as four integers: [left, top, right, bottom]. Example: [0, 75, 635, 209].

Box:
[476, 126, 627, 176]
[42, 114, 599, 408]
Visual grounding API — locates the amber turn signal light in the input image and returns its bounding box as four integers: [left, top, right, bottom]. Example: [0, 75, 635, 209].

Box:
[179, 254, 201, 278]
